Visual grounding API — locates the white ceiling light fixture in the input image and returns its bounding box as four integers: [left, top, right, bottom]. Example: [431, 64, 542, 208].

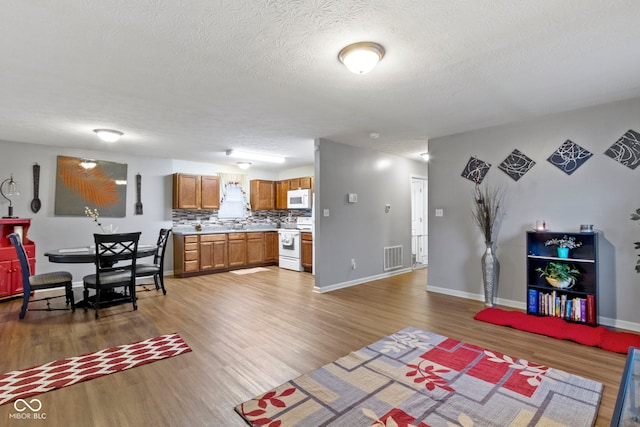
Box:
[93, 129, 123, 143]
[237, 162, 252, 169]
[79, 159, 97, 169]
[421, 153, 430, 161]
[225, 149, 285, 164]
[338, 42, 385, 74]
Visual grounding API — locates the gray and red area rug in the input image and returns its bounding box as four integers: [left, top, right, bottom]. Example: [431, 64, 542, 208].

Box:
[236, 327, 602, 426]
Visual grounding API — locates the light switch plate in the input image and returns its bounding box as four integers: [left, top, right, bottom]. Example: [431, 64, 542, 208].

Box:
[435, 209, 443, 217]
[323, 209, 330, 217]
[348, 193, 357, 203]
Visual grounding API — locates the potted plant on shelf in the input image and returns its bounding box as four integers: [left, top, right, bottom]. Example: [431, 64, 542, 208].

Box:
[544, 235, 582, 258]
[536, 262, 580, 289]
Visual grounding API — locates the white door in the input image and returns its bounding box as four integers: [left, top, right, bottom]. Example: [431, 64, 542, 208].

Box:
[411, 177, 428, 267]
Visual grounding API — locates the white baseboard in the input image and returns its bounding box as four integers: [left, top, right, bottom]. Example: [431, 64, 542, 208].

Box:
[427, 286, 640, 332]
[313, 268, 413, 293]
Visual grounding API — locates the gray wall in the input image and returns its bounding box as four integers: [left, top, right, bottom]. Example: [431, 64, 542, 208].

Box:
[314, 138, 428, 290]
[0, 140, 174, 282]
[428, 97, 640, 330]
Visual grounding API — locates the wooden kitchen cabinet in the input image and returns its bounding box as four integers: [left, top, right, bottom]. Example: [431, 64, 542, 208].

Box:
[250, 180, 275, 210]
[227, 233, 247, 267]
[173, 174, 199, 209]
[199, 234, 227, 271]
[299, 176, 313, 190]
[275, 180, 289, 210]
[174, 231, 279, 277]
[172, 173, 220, 209]
[201, 175, 221, 209]
[173, 234, 200, 276]
[246, 232, 265, 265]
[301, 232, 313, 273]
[288, 176, 313, 190]
[264, 232, 278, 262]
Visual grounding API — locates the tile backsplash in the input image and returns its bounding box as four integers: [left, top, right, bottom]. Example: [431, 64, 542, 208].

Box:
[172, 209, 311, 228]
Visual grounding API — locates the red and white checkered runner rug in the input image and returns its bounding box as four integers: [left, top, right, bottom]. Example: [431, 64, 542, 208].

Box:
[0, 333, 192, 406]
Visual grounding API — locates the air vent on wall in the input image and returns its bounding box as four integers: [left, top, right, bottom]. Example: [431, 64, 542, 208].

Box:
[384, 246, 403, 271]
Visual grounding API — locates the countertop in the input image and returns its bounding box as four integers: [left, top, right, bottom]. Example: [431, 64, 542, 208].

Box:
[173, 227, 280, 235]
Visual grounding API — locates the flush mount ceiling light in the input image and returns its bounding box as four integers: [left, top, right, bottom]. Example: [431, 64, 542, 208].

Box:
[421, 153, 430, 161]
[338, 42, 385, 74]
[226, 149, 285, 164]
[93, 129, 124, 143]
[237, 162, 252, 170]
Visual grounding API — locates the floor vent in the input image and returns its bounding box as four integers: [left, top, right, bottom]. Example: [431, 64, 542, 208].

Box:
[384, 246, 403, 271]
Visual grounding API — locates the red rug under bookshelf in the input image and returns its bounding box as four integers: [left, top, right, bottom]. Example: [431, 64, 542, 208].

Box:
[474, 307, 640, 354]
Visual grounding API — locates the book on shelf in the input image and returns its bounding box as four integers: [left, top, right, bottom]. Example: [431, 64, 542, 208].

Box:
[528, 289, 538, 313]
[530, 290, 594, 324]
[587, 295, 595, 324]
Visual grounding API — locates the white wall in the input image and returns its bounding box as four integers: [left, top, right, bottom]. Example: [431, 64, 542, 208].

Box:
[314, 138, 428, 291]
[428, 97, 640, 330]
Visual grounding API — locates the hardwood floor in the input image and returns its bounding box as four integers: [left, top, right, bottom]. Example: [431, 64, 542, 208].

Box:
[0, 267, 626, 426]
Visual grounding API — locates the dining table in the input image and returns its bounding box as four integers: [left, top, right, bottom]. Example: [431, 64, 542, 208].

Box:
[43, 244, 158, 309]
[44, 244, 157, 265]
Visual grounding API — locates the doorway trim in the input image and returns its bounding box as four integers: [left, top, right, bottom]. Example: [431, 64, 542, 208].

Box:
[410, 174, 428, 269]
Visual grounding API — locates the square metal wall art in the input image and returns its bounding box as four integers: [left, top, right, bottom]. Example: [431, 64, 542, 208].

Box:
[604, 129, 640, 170]
[461, 156, 491, 184]
[498, 149, 536, 181]
[547, 140, 593, 175]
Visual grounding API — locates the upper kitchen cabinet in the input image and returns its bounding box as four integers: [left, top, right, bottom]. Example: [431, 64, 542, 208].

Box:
[173, 173, 220, 210]
[200, 175, 220, 209]
[250, 180, 275, 210]
[289, 176, 313, 190]
[275, 180, 289, 210]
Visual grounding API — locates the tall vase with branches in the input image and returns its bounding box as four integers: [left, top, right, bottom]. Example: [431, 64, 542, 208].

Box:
[471, 182, 505, 307]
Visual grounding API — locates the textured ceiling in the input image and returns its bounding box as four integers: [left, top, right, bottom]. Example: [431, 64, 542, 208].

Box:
[1, 0, 640, 169]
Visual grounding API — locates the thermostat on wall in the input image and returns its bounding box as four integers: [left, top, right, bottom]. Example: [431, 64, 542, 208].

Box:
[348, 193, 357, 203]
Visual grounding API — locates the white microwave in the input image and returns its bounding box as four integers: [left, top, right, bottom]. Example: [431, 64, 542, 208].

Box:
[287, 189, 312, 209]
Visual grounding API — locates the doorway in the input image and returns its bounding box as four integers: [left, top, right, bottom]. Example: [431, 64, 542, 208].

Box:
[411, 176, 428, 268]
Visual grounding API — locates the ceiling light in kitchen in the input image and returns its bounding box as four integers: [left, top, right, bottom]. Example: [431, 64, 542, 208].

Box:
[237, 162, 252, 169]
[226, 150, 285, 164]
[338, 42, 385, 74]
[93, 129, 123, 142]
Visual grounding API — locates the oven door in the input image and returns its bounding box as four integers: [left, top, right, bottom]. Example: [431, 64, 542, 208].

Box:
[278, 230, 300, 258]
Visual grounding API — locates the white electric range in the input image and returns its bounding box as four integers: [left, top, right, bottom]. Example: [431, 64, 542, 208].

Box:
[277, 217, 313, 271]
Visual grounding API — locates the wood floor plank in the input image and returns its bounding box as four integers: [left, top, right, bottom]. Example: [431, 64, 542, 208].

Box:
[0, 267, 626, 426]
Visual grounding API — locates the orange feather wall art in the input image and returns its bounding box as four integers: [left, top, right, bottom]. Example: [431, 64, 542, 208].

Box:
[54, 155, 127, 217]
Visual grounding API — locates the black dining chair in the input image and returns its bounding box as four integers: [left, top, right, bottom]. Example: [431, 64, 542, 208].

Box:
[82, 232, 141, 318]
[131, 228, 171, 295]
[8, 233, 75, 319]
